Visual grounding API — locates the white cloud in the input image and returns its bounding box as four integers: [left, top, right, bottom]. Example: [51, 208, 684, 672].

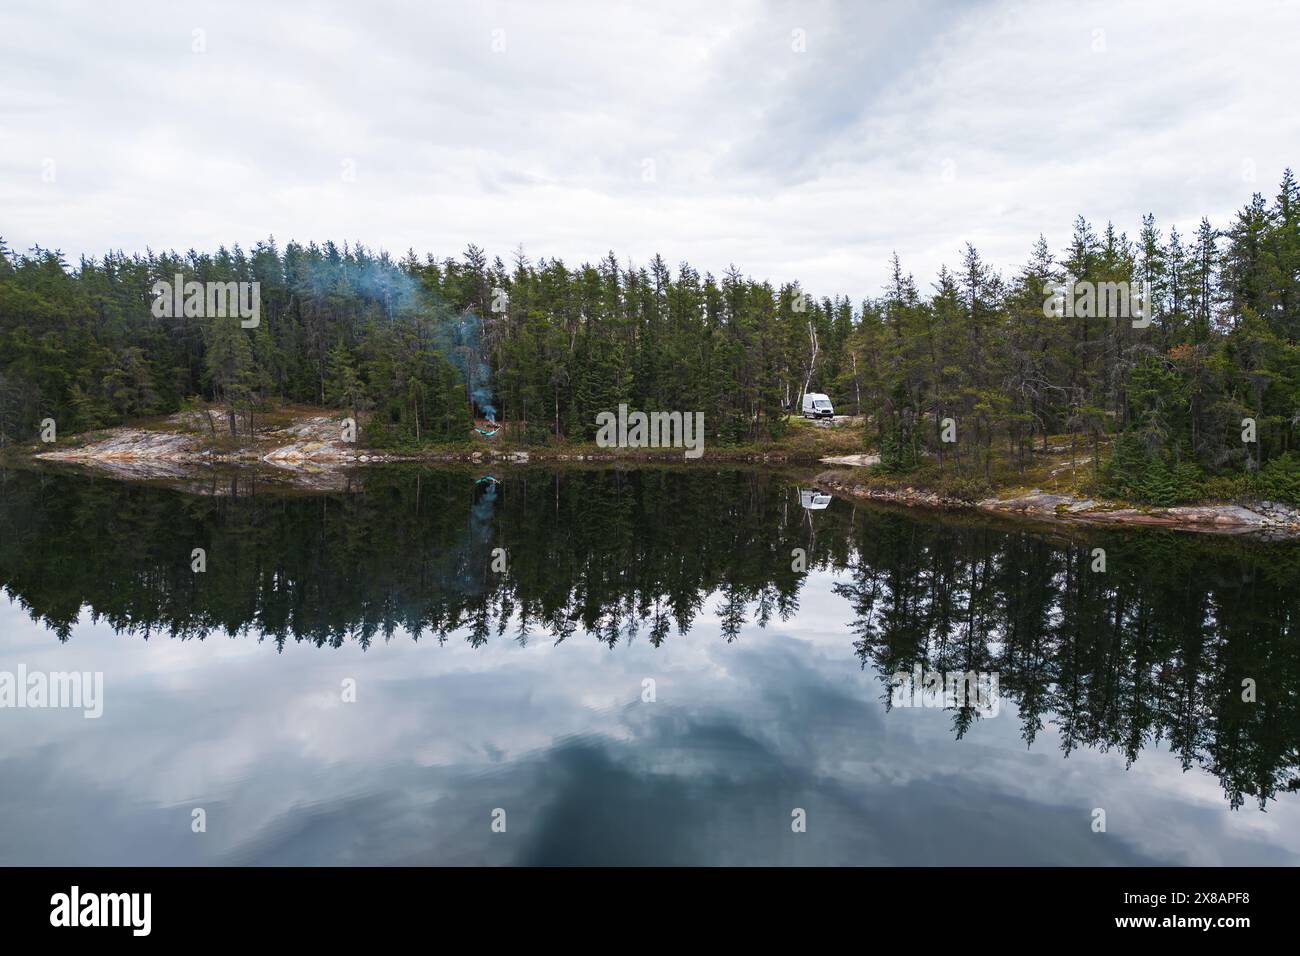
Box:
[1, 0, 1296, 299]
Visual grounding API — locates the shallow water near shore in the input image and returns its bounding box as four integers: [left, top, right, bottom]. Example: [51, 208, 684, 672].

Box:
[1, 465, 1298, 865]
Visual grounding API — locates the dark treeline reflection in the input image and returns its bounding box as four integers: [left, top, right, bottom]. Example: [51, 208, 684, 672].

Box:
[0, 467, 829, 648]
[837, 514, 1300, 809]
[1, 465, 1298, 808]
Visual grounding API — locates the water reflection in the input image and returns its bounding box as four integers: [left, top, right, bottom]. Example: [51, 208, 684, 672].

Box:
[0, 465, 1298, 863]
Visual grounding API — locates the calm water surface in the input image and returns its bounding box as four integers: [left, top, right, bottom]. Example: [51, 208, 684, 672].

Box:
[1, 465, 1297, 865]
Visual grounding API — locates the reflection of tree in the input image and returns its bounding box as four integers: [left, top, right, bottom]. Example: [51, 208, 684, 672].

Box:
[0, 467, 818, 650]
[835, 513, 1300, 810]
[1, 466, 1297, 809]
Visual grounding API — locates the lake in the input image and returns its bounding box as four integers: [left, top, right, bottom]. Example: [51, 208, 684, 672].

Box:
[1, 465, 1297, 865]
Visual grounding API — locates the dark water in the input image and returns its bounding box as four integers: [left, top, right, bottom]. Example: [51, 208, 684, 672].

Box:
[1, 465, 1298, 865]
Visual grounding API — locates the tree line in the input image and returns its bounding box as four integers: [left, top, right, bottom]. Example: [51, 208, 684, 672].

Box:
[859, 171, 1300, 504]
[2, 171, 1298, 499]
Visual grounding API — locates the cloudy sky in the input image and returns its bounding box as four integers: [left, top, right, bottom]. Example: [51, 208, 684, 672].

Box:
[2, 0, 1297, 299]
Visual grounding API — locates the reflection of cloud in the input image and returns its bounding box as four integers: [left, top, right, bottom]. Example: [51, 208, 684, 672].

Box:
[2, 592, 1296, 865]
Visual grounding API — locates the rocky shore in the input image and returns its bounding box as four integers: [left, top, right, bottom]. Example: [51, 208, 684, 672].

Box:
[19, 410, 818, 491]
[22, 410, 1300, 538]
[815, 471, 1300, 538]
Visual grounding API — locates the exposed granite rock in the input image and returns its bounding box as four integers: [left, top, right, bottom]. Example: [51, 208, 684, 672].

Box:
[819, 453, 881, 467]
[32, 413, 377, 488]
[35, 428, 202, 463]
[815, 475, 1300, 538]
[979, 492, 1074, 515]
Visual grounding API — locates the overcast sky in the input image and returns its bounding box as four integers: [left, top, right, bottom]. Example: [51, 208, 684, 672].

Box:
[2, 0, 1297, 300]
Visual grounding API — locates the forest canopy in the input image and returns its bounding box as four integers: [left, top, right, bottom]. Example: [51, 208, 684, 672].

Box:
[2, 170, 1299, 501]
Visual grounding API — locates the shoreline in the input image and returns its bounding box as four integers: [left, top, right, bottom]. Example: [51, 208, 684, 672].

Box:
[10, 411, 1300, 539]
[815, 470, 1300, 539]
[7, 408, 858, 472]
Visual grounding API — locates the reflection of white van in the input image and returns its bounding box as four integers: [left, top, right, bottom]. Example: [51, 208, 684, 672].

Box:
[801, 392, 834, 419]
[800, 488, 832, 510]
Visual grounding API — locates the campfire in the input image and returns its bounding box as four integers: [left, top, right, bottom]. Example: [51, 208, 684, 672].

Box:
[474, 417, 501, 438]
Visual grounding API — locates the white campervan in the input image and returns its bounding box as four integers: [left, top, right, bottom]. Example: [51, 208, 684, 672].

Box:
[799, 488, 832, 510]
[801, 392, 834, 419]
